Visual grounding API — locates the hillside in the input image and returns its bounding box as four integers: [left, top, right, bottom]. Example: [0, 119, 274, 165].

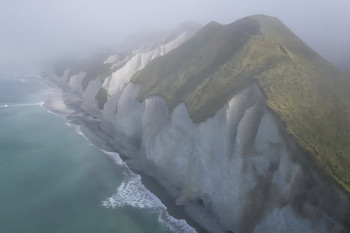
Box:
[131, 15, 350, 192]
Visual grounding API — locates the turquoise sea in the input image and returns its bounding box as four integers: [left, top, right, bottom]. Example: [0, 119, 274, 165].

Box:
[0, 74, 192, 233]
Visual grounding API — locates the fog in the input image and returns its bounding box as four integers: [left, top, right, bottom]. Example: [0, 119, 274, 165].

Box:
[1, 0, 349, 71]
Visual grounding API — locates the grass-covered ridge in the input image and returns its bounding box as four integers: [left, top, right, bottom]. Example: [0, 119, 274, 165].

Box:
[131, 15, 350, 192]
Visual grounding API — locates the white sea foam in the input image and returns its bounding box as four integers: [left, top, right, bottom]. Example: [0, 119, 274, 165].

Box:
[0, 102, 43, 108]
[102, 163, 197, 233]
[48, 103, 196, 232]
[71, 124, 90, 142]
[158, 213, 198, 233]
[63, 120, 93, 146]
[40, 100, 67, 116]
[100, 150, 125, 166]
[102, 173, 165, 209]
[74, 127, 85, 137]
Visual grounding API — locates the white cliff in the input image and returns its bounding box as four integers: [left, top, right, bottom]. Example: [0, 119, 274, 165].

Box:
[58, 29, 195, 119]
[100, 81, 347, 233]
[103, 31, 192, 97]
[53, 23, 350, 233]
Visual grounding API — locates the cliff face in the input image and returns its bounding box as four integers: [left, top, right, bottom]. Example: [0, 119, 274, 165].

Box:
[52, 16, 350, 233]
[100, 81, 349, 233]
[132, 15, 350, 194]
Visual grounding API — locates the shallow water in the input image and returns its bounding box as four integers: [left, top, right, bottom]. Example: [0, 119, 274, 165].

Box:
[0, 75, 183, 233]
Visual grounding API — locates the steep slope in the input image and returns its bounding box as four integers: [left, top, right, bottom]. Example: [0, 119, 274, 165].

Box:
[131, 15, 350, 192]
[51, 16, 350, 233]
[53, 22, 201, 114]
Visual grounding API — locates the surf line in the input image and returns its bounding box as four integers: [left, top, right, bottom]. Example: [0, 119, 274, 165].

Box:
[0, 102, 44, 108]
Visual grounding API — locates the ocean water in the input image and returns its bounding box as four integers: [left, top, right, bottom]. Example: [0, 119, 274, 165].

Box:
[0, 75, 193, 233]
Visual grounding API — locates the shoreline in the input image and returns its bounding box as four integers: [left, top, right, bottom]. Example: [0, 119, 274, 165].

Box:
[42, 83, 213, 233]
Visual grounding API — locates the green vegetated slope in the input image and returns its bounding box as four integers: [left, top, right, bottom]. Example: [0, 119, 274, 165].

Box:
[131, 15, 350, 192]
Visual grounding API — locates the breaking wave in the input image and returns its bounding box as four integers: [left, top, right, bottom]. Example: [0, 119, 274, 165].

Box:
[0, 102, 44, 108]
[101, 151, 197, 233]
[100, 150, 125, 167]
[64, 121, 92, 145]
[41, 89, 197, 233]
[102, 173, 163, 209]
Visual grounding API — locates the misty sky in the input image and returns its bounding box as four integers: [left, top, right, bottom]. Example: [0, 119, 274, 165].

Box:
[1, 0, 349, 68]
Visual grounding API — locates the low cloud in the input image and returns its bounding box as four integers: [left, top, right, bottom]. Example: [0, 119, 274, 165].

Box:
[0, 0, 349, 70]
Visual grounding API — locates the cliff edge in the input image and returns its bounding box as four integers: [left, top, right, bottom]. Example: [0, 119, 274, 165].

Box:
[50, 15, 350, 233]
